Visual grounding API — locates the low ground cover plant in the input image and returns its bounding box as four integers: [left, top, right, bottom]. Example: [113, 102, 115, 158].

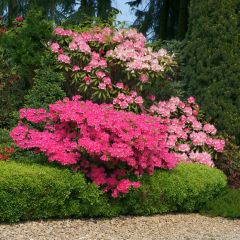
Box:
[201, 188, 240, 219]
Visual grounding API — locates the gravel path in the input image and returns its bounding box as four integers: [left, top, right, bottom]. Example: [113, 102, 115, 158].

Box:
[0, 214, 239, 240]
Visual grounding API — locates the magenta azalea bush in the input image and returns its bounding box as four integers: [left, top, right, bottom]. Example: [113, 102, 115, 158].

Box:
[10, 96, 176, 197]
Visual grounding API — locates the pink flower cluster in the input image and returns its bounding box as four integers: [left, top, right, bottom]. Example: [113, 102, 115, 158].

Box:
[10, 97, 177, 197]
[113, 91, 143, 110]
[149, 96, 225, 167]
[106, 29, 173, 73]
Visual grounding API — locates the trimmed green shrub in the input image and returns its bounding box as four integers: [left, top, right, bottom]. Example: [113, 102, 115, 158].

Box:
[24, 68, 66, 109]
[0, 161, 119, 223]
[184, 0, 240, 143]
[0, 161, 227, 222]
[201, 188, 240, 218]
[123, 164, 227, 215]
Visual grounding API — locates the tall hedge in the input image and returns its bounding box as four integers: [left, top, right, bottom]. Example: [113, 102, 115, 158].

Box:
[184, 0, 240, 143]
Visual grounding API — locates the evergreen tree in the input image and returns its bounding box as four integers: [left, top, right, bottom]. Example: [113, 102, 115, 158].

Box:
[97, 0, 112, 20]
[128, 0, 190, 40]
[184, 0, 240, 143]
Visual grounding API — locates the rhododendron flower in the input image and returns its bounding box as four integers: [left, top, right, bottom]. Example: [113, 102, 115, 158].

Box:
[54, 27, 64, 35]
[96, 71, 106, 78]
[148, 95, 156, 101]
[177, 144, 190, 152]
[189, 152, 213, 167]
[116, 82, 124, 89]
[183, 107, 193, 116]
[50, 43, 60, 53]
[98, 83, 106, 90]
[83, 76, 92, 84]
[103, 77, 111, 85]
[119, 101, 129, 109]
[58, 54, 70, 64]
[187, 96, 195, 104]
[203, 124, 217, 135]
[16, 16, 24, 22]
[69, 42, 78, 51]
[190, 132, 207, 146]
[83, 65, 92, 72]
[134, 96, 143, 105]
[139, 74, 149, 83]
[72, 65, 80, 71]
[1, 27, 6, 33]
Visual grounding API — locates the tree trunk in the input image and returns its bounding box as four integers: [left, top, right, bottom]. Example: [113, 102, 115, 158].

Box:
[159, 0, 170, 40]
[97, 0, 111, 20]
[177, 0, 189, 39]
[8, 0, 18, 24]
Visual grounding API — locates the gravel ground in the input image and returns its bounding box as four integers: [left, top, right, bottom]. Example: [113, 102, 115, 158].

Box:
[0, 214, 239, 240]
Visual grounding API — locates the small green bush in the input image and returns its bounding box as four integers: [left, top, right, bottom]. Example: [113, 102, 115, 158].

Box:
[123, 164, 227, 215]
[201, 188, 240, 218]
[0, 161, 226, 222]
[24, 68, 66, 109]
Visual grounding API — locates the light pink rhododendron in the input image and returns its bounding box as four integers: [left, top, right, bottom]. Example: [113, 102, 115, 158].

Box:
[11, 97, 177, 197]
[149, 97, 225, 167]
[50, 26, 175, 112]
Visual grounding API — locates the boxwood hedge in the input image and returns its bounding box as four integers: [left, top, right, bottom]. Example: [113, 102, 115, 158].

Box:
[0, 161, 227, 222]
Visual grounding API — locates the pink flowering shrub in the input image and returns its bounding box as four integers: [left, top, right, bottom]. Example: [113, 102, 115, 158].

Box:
[10, 96, 177, 197]
[50, 26, 175, 112]
[149, 96, 225, 167]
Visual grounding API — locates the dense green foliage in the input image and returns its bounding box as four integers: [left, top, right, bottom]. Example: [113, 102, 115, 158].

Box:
[201, 188, 240, 218]
[0, 129, 12, 145]
[1, 1, 116, 25]
[149, 40, 185, 100]
[0, 49, 24, 128]
[0, 9, 55, 128]
[0, 8, 53, 83]
[215, 136, 240, 188]
[184, 0, 240, 143]
[24, 68, 66, 109]
[0, 161, 226, 223]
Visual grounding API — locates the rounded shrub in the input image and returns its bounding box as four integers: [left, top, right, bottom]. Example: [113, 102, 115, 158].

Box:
[0, 161, 226, 222]
[0, 161, 119, 223]
[122, 163, 227, 215]
[24, 68, 66, 109]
